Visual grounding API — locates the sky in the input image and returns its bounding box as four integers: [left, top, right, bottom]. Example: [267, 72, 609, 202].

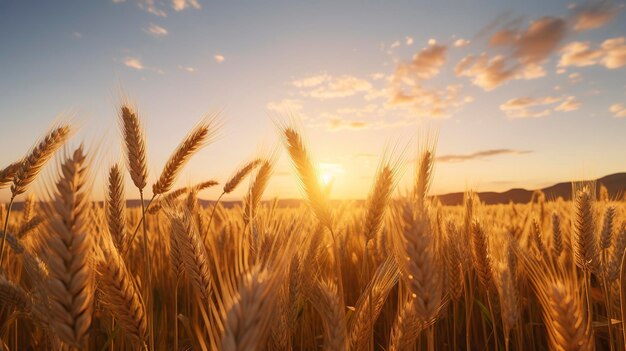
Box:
[0, 0, 625, 201]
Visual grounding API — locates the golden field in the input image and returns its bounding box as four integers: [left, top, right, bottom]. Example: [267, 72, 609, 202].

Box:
[0, 106, 624, 351]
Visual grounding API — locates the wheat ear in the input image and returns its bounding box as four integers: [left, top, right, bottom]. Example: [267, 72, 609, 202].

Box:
[282, 127, 332, 229]
[0, 161, 21, 189]
[11, 125, 71, 196]
[120, 105, 148, 191]
[364, 165, 394, 242]
[153, 121, 216, 195]
[106, 164, 127, 251]
[97, 242, 148, 347]
[243, 160, 274, 225]
[307, 279, 347, 351]
[42, 145, 94, 349]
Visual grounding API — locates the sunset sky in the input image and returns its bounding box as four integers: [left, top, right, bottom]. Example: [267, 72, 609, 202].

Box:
[1, 0, 625, 201]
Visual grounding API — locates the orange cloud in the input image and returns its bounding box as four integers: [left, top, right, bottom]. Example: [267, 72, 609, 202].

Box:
[500, 96, 560, 118]
[554, 96, 582, 112]
[123, 57, 144, 70]
[394, 43, 447, 81]
[172, 0, 200, 11]
[266, 99, 303, 113]
[327, 118, 370, 131]
[296, 75, 373, 99]
[437, 149, 532, 162]
[388, 83, 471, 118]
[558, 37, 626, 69]
[609, 103, 626, 118]
[455, 54, 516, 91]
[143, 23, 168, 37]
[572, 1, 621, 31]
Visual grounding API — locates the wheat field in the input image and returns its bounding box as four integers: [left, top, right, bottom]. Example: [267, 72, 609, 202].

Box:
[0, 106, 624, 351]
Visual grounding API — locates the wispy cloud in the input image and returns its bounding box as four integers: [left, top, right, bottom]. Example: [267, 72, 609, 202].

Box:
[122, 57, 163, 73]
[455, 3, 621, 91]
[437, 149, 532, 163]
[123, 57, 144, 70]
[554, 96, 581, 112]
[558, 38, 626, 69]
[327, 118, 370, 131]
[500, 95, 580, 118]
[394, 42, 447, 80]
[294, 74, 373, 99]
[571, 1, 622, 31]
[172, 0, 201, 11]
[143, 23, 168, 37]
[214, 54, 225, 63]
[386, 42, 472, 118]
[178, 65, 196, 72]
[609, 103, 626, 118]
[138, 0, 167, 17]
[405, 36, 414, 46]
[500, 96, 558, 118]
[453, 38, 470, 47]
[73, 32, 82, 38]
[266, 99, 303, 113]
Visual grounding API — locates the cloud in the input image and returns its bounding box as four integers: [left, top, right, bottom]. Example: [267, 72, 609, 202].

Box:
[214, 54, 225, 63]
[293, 74, 330, 88]
[500, 96, 560, 118]
[370, 72, 385, 80]
[568, 72, 582, 83]
[558, 41, 603, 67]
[514, 17, 567, 65]
[143, 23, 168, 37]
[122, 57, 163, 73]
[178, 65, 196, 72]
[554, 96, 582, 112]
[558, 37, 626, 69]
[437, 149, 532, 163]
[609, 103, 626, 118]
[327, 118, 370, 131]
[388, 83, 472, 118]
[295, 74, 373, 99]
[172, 0, 201, 11]
[572, 1, 621, 31]
[394, 43, 447, 81]
[602, 37, 626, 69]
[455, 54, 516, 90]
[73, 32, 82, 38]
[390, 41, 401, 49]
[453, 38, 470, 47]
[138, 0, 167, 17]
[123, 57, 144, 70]
[266, 99, 303, 113]
[459, 16, 571, 90]
[405, 36, 414, 46]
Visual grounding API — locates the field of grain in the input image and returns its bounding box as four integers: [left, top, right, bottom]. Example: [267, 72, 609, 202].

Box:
[0, 106, 624, 351]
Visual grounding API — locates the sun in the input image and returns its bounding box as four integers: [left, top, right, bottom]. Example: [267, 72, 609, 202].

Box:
[320, 171, 335, 186]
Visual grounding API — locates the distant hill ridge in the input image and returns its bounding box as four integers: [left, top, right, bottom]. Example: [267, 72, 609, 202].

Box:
[8, 173, 626, 210]
[435, 172, 626, 206]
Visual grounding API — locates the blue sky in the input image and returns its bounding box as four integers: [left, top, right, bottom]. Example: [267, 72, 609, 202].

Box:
[0, 0, 625, 200]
